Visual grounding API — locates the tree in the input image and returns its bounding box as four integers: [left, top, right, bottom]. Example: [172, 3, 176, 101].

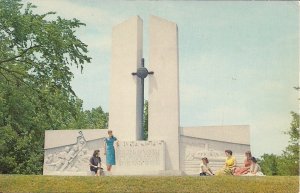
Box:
[0, 0, 91, 174]
[260, 154, 279, 175]
[260, 112, 299, 176]
[143, 100, 148, 140]
[83, 107, 109, 129]
[277, 112, 299, 175]
[0, 0, 91, 92]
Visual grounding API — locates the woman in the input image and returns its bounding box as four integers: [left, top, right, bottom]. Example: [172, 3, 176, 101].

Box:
[216, 150, 236, 175]
[234, 151, 252, 176]
[89, 150, 101, 176]
[104, 130, 119, 172]
[244, 157, 264, 176]
[199, 157, 214, 176]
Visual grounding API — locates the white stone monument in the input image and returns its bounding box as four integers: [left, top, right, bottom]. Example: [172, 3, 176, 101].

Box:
[148, 16, 180, 173]
[43, 15, 251, 176]
[109, 16, 143, 141]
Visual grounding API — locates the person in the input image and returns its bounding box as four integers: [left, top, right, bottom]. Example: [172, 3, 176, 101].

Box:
[244, 157, 264, 176]
[234, 151, 252, 176]
[104, 130, 119, 173]
[216, 150, 236, 175]
[89, 150, 102, 176]
[199, 157, 214, 176]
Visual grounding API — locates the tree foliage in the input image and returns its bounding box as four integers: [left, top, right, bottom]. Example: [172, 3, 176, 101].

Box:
[277, 111, 299, 175]
[0, 0, 107, 174]
[0, 0, 90, 91]
[70, 107, 109, 129]
[260, 112, 299, 176]
[259, 154, 279, 176]
[143, 100, 148, 140]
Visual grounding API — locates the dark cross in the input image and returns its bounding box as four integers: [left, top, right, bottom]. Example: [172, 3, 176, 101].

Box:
[132, 58, 154, 139]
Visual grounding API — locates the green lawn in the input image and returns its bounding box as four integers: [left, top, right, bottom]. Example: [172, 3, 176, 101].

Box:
[0, 175, 298, 193]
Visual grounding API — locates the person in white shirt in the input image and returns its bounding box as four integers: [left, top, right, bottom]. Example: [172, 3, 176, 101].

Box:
[200, 157, 214, 176]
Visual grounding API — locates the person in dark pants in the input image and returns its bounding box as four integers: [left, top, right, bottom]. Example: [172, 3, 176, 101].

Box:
[89, 150, 102, 176]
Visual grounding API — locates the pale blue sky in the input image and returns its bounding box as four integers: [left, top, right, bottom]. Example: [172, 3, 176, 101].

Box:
[26, 0, 299, 156]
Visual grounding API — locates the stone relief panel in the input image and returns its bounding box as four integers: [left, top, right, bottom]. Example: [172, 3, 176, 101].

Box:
[184, 144, 224, 161]
[180, 136, 250, 175]
[44, 131, 105, 175]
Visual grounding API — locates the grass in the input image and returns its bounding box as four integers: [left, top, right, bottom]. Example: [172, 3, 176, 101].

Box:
[0, 175, 298, 193]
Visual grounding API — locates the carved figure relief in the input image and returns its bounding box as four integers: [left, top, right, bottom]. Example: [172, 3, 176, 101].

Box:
[44, 131, 95, 173]
[116, 140, 164, 168]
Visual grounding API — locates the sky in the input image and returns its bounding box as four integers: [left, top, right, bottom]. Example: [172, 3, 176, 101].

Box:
[24, 0, 299, 157]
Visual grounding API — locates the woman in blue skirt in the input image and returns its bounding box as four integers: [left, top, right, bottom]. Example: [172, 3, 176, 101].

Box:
[104, 130, 119, 172]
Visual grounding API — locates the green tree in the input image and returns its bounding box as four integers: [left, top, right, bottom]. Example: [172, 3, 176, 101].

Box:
[260, 112, 299, 176]
[0, 0, 91, 174]
[0, 0, 90, 90]
[84, 107, 109, 129]
[260, 154, 279, 175]
[143, 100, 148, 140]
[277, 112, 299, 175]
[68, 106, 109, 130]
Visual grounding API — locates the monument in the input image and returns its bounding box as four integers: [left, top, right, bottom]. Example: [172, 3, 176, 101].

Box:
[43, 15, 250, 176]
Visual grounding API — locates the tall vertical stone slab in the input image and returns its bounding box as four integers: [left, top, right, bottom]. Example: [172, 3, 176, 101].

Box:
[148, 16, 180, 171]
[109, 16, 143, 140]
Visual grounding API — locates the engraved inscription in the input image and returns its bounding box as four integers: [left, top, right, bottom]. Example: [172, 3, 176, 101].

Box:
[116, 140, 164, 169]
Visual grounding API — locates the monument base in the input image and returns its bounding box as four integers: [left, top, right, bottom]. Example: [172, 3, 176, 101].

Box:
[110, 170, 183, 176]
[114, 140, 165, 175]
[43, 127, 250, 176]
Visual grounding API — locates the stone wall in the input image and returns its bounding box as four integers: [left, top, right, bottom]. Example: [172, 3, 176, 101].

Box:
[43, 129, 166, 176]
[43, 130, 107, 176]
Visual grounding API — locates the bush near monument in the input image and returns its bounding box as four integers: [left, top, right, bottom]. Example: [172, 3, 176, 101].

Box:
[0, 175, 298, 193]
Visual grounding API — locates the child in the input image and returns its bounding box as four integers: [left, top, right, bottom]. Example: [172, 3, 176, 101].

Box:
[200, 157, 214, 176]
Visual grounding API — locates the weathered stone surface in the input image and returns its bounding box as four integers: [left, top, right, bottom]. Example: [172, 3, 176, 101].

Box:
[43, 129, 167, 176]
[114, 140, 165, 175]
[148, 15, 180, 172]
[109, 16, 143, 140]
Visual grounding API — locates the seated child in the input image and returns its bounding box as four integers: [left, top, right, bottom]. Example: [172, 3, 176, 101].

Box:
[200, 157, 214, 176]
